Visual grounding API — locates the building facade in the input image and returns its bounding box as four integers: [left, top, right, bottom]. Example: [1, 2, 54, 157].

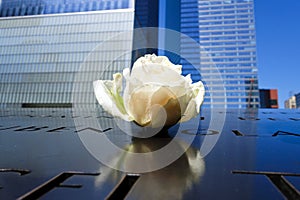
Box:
[180, 0, 201, 82]
[0, 0, 133, 17]
[0, 0, 184, 108]
[0, 0, 135, 107]
[284, 96, 296, 109]
[259, 89, 278, 109]
[0, 0, 260, 109]
[295, 93, 300, 109]
[181, 0, 259, 108]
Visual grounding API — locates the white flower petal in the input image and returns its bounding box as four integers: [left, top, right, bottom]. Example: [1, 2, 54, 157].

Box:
[122, 67, 143, 116]
[184, 74, 193, 85]
[126, 85, 159, 126]
[126, 85, 182, 127]
[94, 54, 205, 128]
[93, 74, 132, 121]
[131, 55, 184, 87]
[180, 81, 205, 122]
[134, 54, 182, 74]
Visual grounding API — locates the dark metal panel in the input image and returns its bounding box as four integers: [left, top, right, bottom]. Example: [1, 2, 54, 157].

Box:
[0, 108, 300, 199]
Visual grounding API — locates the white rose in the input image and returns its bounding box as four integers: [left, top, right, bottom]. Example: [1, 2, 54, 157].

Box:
[93, 54, 205, 128]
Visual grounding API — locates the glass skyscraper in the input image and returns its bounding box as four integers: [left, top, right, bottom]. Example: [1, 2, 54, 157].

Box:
[0, 0, 135, 108]
[180, 0, 201, 82]
[181, 0, 259, 108]
[0, 0, 259, 108]
[0, 0, 133, 17]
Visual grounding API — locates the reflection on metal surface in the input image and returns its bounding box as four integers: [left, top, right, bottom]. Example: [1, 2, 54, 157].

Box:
[93, 137, 205, 199]
[232, 170, 300, 200]
[181, 129, 219, 136]
[122, 138, 205, 199]
[0, 108, 300, 199]
[17, 171, 100, 200]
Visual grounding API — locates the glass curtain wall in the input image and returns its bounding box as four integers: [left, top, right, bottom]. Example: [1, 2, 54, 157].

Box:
[198, 0, 259, 108]
[0, 1, 134, 108]
[0, 0, 132, 17]
[180, 0, 259, 108]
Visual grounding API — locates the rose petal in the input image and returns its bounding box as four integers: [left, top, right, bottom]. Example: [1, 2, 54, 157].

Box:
[94, 54, 205, 127]
[179, 81, 205, 122]
[93, 73, 132, 121]
[134, 54, 182, 74]
[131, 55, 185, 87]
[127, 85, 182, 127]
[126, 85, 158, 126]
[124, 64, 191, 115]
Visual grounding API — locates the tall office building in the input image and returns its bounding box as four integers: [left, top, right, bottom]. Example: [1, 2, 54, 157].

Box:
[0, 0, 259, 109]
[180, 0, 201, 82]
[0, 0, 132, 16]
[0, 0, 183, 108]
[259, 89, 278, 109]
[295, 93, 300, 109]
[133, 0, 181, 64]
[181, 0, 259, 108]
[0, 0, 135, 107]
[284, 96, 296, 109]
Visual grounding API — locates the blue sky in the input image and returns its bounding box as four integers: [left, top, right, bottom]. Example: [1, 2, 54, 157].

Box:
[254, 0, 300, 108]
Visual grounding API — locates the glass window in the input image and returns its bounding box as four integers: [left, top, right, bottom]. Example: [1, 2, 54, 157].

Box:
[227, 98, 239, 102]
[223, 0, 233, 4]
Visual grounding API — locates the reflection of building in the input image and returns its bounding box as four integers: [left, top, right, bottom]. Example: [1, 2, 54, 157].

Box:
[196, 0, 259, 108]
[295, 93, 300, 108]
[284, 96, 296, 109]
[259, 89, 278, 109]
